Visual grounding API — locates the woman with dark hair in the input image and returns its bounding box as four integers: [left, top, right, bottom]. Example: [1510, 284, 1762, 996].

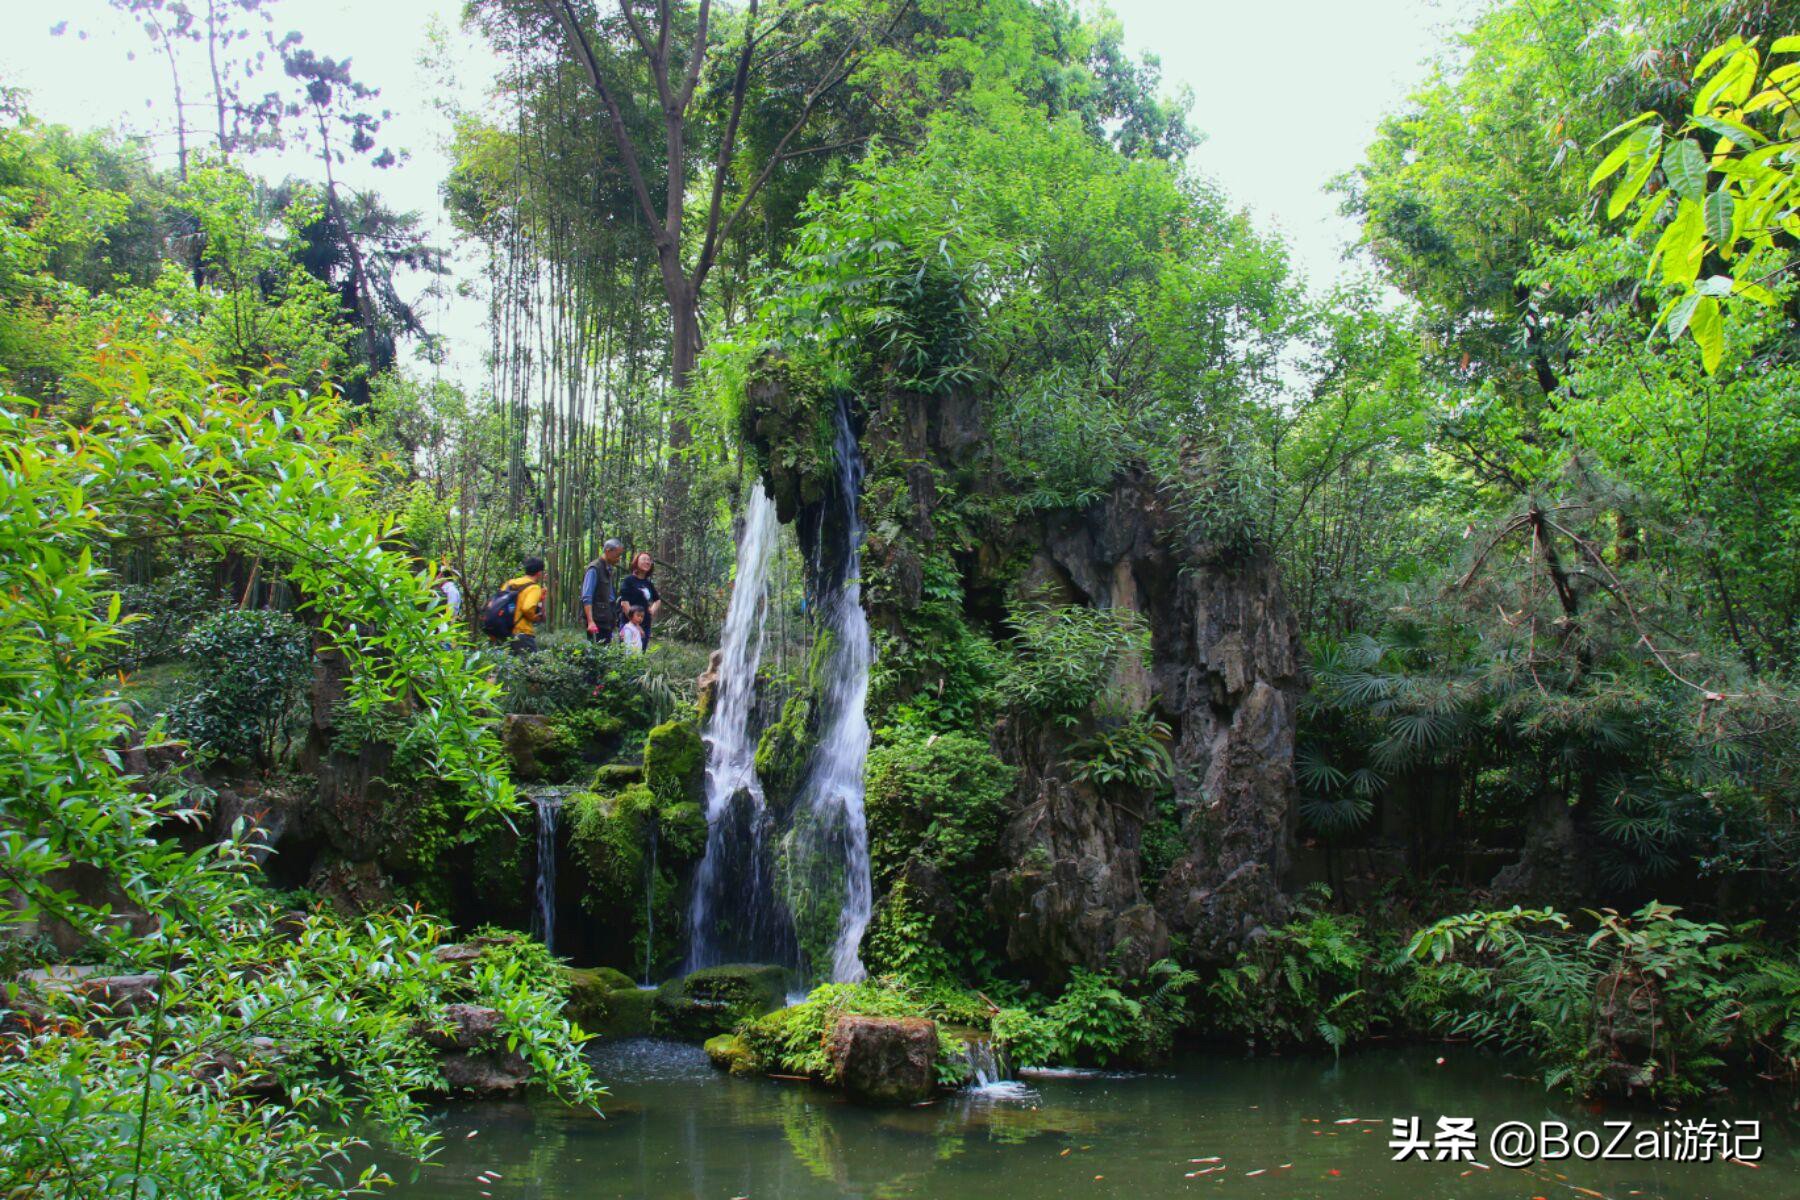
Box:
[617, 551, 661, 647]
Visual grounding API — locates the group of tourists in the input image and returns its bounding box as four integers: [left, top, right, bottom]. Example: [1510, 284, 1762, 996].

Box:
[438, 539, 662, 656]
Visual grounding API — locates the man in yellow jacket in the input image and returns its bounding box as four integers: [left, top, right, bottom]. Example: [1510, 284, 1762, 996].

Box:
[505, 556, 548, 654]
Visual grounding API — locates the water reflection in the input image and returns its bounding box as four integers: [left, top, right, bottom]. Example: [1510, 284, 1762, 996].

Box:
[381, 1039, 1800, 1199]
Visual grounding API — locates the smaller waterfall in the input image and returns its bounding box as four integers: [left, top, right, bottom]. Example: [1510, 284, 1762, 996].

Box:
[643, 824, 657, 985]
[687, 484, 791, 970]
[959, 1035, 1032, 1099]
[801, 398, 874, 983]
[962, 1037, 1005, 1088]
[530, 790, 565, 954]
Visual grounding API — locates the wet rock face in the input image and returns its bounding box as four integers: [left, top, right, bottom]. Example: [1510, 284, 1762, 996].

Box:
[827, 1014, 939, 1105]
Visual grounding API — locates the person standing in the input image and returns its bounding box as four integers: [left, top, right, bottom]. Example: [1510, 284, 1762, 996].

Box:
[435, 565, 463, 620]
[503, 555, 548, 654]
[619, 605, 647, 654]
[617, 551, 661, 648]
[581, 538, 625, 643]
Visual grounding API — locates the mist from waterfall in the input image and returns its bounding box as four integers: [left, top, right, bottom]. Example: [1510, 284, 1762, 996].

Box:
[685, 484, 792, 971]
[789, 399, 874, 983]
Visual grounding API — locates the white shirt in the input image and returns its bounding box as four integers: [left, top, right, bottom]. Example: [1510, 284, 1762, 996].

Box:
[620, 623, 644, 653]
[439, 579, 462, 617]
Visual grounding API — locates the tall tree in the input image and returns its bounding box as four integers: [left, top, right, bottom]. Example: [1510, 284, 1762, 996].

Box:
[479, 0, 910, 562]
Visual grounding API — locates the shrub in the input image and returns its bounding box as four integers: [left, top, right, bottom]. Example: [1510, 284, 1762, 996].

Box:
[1044, 959, 1199, 1066]
[1403, 902, 1740, 1099]
[164, 608, 313, 766]
[861, 727, 1016, 981]
[1208, 887, 1380, 1055]
[488, 630, 649, 717]
[110, 560, 219, 672]
[992, 602, 1150, 722]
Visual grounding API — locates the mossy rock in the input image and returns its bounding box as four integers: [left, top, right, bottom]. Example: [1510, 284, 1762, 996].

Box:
[602, 985, 655, 1038]
[644, 719, 704, 807]
[564, 966, 657, 1038]
[754, 692, 815, 809]
[703, 1033, 759, 1076]
[652, 963, 789, 1042]
[592, 762, 644, 789]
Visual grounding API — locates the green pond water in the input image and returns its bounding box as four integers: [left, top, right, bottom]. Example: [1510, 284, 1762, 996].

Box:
[381, 1039, 1800, 1199]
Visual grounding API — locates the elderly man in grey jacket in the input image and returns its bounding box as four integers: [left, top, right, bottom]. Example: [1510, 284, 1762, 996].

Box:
[581, 538, 625, 642]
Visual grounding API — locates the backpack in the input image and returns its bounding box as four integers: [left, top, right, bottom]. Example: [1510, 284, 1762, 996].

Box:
[481, 585, 522, 639]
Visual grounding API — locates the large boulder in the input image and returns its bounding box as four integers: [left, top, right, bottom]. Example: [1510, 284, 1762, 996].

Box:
[438, 1048, 531, 1094]
[652, 963, 787, 1042]
[564, 966, 654, 1039]
[418, 1003, 502, 1051]
[827, 1014, 938, 1105]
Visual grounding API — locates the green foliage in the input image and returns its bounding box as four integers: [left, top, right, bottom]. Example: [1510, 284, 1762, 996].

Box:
[862, 728, 1016, 981]
[1209, 888, 1380, 1055]
[0, 356, 578, 1197]
[1065, 706, 1175, 792]
[488, 629, 651, 718]
[0, 903, 599, 1198]
[1040, 960, 1199, 1066]
[164, 608, 314, 767]
[992, 602, 1150, 722]
[1404, 902, 1741, 1099]
[1590, 34, 1800, 371]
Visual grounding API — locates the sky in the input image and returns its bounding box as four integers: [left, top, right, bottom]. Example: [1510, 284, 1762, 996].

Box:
[0, 0, 1487, 386]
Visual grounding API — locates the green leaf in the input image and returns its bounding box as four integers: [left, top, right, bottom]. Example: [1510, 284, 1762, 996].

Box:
[1665, 291, 1701, 339]
[1607, 128, 1662, 219]
[1688, 294, 1724, 373]
[1655, 198, 1705, 286]
[1705, 187, 1736, 244]
[1664, 138, 1707, 201]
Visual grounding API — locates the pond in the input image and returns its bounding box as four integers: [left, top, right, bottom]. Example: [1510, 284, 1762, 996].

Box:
[383, 1039, 1800, 1199]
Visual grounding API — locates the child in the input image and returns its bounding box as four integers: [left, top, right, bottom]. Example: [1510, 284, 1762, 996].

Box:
[619, 605, 646, 654]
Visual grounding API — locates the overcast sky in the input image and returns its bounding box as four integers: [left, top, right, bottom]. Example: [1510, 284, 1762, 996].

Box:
[0, 0, 1485, 387]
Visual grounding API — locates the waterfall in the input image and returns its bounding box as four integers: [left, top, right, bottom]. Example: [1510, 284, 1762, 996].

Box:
[962, 1037, 1006, 1088]
[686, 484, 791, 970]
[789, 398, 873, 983]
[643, 824, 657, 985]
[959, 1035, 1032, 1100]
[530, 790, 564, 954]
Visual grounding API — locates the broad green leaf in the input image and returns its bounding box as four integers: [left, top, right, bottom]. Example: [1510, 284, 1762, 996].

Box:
[1607, 128, 1662, 219]
[1691, 112, 1766, 148]
[1705, 187, 1736, 244]
[1664, 138, 1707, 201]
[1654, 198, 1706, 286]
[1689, 294, 1724, 373]
[1665, 291, 1701, 339]
[1591, 110, 1657, 148]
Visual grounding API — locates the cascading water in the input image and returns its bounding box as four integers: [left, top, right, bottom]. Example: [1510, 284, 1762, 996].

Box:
[529, 789, 565, 954]
[685, 484, 793, 971]
[786, 398, 874, 983]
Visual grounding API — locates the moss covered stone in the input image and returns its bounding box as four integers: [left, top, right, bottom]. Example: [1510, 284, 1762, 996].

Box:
[651, 963, 789, 1042]
[591, 762, 644, 789]
[703, 1032, 758, 1076]
[643, 718, 705, 807]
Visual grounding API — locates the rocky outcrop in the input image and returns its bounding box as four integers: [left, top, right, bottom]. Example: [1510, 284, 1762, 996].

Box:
[827, 1014, 938, 1104]
[743, 361, 1301, 981]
